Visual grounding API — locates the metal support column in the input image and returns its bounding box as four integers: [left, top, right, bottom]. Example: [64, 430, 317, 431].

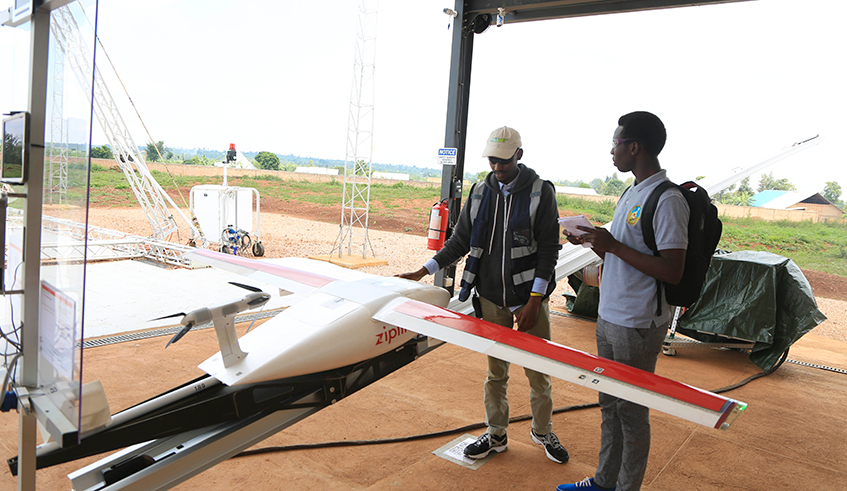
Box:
[435, 0, 475, 296]
[17, 7, 50, 490]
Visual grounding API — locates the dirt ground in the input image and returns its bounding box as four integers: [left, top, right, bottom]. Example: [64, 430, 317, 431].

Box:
[3, 197, 845, 489]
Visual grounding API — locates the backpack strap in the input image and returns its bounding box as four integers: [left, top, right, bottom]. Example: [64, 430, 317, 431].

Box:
[641, 180, 677, 254]
[640, 180, 678, 317]
[527, 178, 545, 231]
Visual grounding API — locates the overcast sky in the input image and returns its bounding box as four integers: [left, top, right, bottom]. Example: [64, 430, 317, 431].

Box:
[2, 0, 844, 197]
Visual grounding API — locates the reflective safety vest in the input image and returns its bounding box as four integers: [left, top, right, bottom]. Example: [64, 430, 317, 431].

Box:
[458, 178, 545, 303]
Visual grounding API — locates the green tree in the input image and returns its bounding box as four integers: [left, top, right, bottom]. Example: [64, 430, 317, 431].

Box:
[727, 190, 753, 206]
[823, 181, 842, 203]
[578, 182, 592, 189]
[713, 177, 754, 205]
[475, 171, 489, 183]
[600, 173, 627, 197]
[757, 172, 796, 192]
[589, 178, 603, 194]
[146, 141, 166, 162]
[737, 177, 753, 196]
[3, 131, 22, 168]
[713, 183, 735, 204]
[90, 144, 113, 159]
[254, 151, 281, 170]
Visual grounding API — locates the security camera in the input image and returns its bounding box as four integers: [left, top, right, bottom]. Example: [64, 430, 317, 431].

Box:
[496, 7, 506, 27]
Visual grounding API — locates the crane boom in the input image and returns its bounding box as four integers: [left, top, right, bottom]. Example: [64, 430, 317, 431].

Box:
[50, 6, 203, 244]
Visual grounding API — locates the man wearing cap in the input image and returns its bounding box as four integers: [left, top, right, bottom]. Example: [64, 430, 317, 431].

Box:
[397, 126, 568, 464]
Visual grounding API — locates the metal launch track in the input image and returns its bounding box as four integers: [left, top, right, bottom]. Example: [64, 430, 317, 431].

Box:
[9, 336, 434, 490]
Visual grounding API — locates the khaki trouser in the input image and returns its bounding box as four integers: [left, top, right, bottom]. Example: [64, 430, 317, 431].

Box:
[479, 295, 553, 437]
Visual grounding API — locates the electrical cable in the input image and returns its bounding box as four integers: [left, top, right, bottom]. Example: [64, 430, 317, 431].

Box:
[0, 353, 22, 410]
[1, 264, 24, 352]
[233, 402, 599, 458]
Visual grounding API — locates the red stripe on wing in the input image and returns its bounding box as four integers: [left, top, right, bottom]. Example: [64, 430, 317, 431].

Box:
[394, 300, 727, 413]
[192, 249, 336, 288]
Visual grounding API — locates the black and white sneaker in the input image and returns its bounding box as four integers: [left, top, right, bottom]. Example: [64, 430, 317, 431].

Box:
[463, 432, 508, 459]
[531, 429, 569, 464]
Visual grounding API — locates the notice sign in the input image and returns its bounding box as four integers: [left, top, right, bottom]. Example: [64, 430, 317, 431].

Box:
[39, 281, 77, 381]
[438, 148, 457, 167]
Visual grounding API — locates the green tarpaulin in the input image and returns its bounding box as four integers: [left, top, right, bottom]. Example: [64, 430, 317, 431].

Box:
[565, 269, 599, 319]
[677, 251, 827, 371]
[565, 250, 827, 371]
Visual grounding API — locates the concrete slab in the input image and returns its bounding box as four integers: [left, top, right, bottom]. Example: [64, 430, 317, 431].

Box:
[43, 259, 296, 339]
[1, 263, 845, 490]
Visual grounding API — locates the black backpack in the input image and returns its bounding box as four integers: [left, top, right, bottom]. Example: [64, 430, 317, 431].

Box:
[640, 180, 722, 314]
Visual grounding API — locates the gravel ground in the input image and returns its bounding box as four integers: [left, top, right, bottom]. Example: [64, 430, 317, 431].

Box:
[86, 208, 845, 343]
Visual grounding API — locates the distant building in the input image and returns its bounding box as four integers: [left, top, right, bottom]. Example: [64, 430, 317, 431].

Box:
[295, 167, 339, 176]
[373, 172, 410, 181]
[555, 185, 599, 196]
[750, 190, 843, 219]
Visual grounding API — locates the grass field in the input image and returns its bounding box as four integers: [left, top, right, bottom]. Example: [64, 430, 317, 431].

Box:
[81, 167, 847, 277]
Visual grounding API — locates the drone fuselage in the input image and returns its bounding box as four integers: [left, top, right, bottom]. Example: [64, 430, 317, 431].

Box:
[199, 274, 449, 386]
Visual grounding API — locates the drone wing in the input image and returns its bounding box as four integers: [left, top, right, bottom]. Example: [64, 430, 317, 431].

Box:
[187, 249, 341, 296]
[374, 297, 746, 430]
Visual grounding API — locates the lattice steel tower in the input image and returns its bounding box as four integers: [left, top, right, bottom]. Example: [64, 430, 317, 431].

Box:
[331, 0, 378, 259]
[47, 15, 68, 205]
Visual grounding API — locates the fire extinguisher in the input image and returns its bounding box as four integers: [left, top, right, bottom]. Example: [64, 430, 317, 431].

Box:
[427, 199, 449, 250]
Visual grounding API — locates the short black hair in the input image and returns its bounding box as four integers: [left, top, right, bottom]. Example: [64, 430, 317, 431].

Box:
[618, 111, 666, 157]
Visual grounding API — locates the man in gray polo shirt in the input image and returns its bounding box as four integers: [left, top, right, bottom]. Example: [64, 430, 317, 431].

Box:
[558, 112, 689, 491]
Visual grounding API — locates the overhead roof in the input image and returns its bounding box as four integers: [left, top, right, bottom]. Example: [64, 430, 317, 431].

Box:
[462, 0, 754, 24]
[751, 190, 836, 209]
[437, 0, 756, 293]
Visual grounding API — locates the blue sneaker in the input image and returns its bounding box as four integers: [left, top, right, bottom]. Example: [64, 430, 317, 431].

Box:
[556, 477, 616, 490]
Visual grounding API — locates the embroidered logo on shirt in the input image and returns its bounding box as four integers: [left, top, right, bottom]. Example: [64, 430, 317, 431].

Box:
[627, 205, 642, 225]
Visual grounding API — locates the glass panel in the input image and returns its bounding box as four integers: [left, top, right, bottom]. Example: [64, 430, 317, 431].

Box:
[0, 0, 102, 441]
[39, 0, 103, 438]
[1, 2, 33, 415]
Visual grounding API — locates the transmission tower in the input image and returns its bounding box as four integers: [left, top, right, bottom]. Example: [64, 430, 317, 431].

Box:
[47, 16, 68, 205]
[331, 0, 378, 259]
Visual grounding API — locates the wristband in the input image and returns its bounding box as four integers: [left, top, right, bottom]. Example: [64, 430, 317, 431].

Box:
[530, 292, 543, 297]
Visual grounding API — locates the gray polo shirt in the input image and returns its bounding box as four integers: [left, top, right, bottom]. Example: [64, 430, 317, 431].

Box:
[598, 170, 690, 328]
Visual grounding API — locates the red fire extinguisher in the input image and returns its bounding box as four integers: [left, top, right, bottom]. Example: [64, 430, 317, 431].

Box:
[427, 199, 449, 251]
